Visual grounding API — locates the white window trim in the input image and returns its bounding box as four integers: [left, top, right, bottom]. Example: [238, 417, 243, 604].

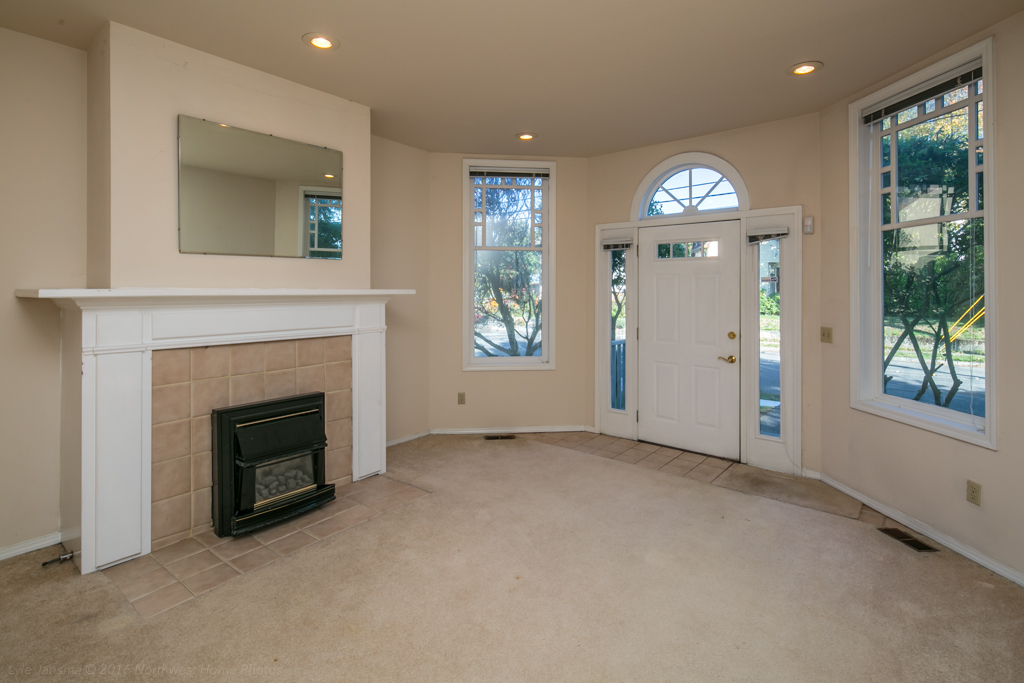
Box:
[462, 159, 556, 371]
[847, 38, 997, 449]
[630, 152, 751, 220]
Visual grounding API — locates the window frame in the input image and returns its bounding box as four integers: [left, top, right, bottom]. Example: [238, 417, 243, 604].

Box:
[299, 186, 343, 259]
[631, 152, 751, 221]
[848, 39, 997, 449]
[462, 159, 557, 371]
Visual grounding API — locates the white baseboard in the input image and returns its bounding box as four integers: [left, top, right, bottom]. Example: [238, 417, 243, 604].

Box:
[820, 473, 1024, 589]
[386, 430, 432, 447]
[386, 425, 596, 447]
[801, 468, 821, 480]
[0, 532, 62, 563]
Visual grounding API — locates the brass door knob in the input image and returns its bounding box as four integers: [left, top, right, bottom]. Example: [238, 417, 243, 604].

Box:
[728, 331, 737, 339]
[718, 355, 737, 364]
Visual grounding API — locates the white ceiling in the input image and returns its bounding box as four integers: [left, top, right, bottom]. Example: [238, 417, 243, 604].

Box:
[2, 0, 1021, 157]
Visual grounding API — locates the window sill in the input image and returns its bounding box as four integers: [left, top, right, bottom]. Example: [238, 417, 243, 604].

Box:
[851, 397, 994, 450]
[463, 360, 555, 372]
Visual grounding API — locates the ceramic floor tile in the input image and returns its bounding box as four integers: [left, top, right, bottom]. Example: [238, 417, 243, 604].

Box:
[660, 461, 699, 477]
[630, 442, 659, 453]
[118, 567, 179, 602]
[653, 447, 682, 457]
[674, 452, 708, 465]
[304, 514, 354, 540]
[209, 535, 262, 561]
[131, 582, 193, 619]
[150, 538, 205, 566]
[601, 441, 635, 454]
[164, 550, 223, 581]
[702, 457, 733, 470]
[636, 453, 676, 469]
[227, 546, 280, 573]
[290, 508, 335, 529]
[334, 504, 380, 527]
[572, 444, 599, 454]
[103, 555, 161, 587]
[614, 448, 651, 464]
[685, 463, 726, 483]
[192, 529, 232, 549]
[251, 521, 300, 544]
[592, 449, 620, 459]
[182, 564, 240, 595]
[319, 497, 359, 515]
[268, 531, 317, 556]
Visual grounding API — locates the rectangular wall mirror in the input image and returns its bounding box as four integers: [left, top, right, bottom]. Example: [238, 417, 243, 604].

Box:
[178, 115, 343, 259]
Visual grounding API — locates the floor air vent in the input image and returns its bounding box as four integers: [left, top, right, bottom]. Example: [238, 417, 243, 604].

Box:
[879, 527, 938, 553]
[484, 434, 516, 440]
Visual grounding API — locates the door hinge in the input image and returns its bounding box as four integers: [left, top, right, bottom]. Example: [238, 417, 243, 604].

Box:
[636, 411, 639, 423]
[636, 328, 639, 340]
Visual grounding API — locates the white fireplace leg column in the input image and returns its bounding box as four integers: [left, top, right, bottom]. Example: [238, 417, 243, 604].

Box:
[353, 304, 387, 480]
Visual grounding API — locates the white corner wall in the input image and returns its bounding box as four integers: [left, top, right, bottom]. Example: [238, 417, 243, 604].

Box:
[96, 22, 371, 288]
[0, 27, 87, 551]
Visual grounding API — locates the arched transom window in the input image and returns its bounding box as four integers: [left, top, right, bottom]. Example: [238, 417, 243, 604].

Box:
[632, 152, 750, 221]
[647, 166, 738, 216]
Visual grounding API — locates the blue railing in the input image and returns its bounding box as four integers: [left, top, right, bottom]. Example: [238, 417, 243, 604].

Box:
[610, 339, 626, 410]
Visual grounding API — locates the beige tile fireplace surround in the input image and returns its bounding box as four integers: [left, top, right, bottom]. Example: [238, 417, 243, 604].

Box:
[150, 336, 354, 550]
[16, 288, 412, 575]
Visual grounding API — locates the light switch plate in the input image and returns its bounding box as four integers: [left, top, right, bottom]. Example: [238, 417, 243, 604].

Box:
[457, 392, 466, 405]
[820, 326, 833, 343]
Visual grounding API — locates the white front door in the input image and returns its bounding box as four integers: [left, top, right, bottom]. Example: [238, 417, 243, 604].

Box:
[638, 221, 741, 459]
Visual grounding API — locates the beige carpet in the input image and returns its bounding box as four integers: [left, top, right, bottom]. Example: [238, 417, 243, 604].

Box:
[712, 462, 864, 518]
[2, 434, 1022, 682]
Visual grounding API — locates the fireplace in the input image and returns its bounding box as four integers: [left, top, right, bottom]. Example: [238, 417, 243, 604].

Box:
[212, 393, 336, 536]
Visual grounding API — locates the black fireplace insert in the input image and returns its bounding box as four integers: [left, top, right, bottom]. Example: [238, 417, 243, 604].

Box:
[212, 393, 335, 537]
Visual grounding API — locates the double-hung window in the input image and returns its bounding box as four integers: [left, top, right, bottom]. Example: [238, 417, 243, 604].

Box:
[463, 160, 555, 370]
[850, 40, 994, 447]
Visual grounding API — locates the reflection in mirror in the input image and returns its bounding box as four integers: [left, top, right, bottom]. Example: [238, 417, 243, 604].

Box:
[178, 115, 343, 259]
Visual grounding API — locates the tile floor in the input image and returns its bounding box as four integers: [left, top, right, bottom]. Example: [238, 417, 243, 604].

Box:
[521, 431, 891, 527]
[104, 475, 428, 618]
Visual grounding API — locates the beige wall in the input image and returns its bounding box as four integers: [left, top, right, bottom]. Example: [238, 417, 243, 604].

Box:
[425, 154, 594, 430]
[178, 166, 276, 256]
[586, 116, 824, 471]
[97, 22, 371, 288]
[818, 12, 1024, 575]
[370, 136, 431, 442]
[0, 28, 87, 549]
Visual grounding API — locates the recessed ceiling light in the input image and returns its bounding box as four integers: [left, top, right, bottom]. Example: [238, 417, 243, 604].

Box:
[303, 33, 338, 50]
[790, 61, 823, 75]
[219, 124, 230, 127]
[518, 133, 534, 140]
[324, 174, 335, 178]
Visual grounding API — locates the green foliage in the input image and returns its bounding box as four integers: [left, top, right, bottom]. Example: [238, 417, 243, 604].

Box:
[759, 289, 780, 316]
[882, 219, 984, 407]
[896, 108, 969, 220]
[474, 185, 543, 357]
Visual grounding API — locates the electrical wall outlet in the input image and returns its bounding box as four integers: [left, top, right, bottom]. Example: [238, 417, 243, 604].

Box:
[820, 326, 833, 344]
[966, 480, 982, 506]
[457, 392, 466, 405]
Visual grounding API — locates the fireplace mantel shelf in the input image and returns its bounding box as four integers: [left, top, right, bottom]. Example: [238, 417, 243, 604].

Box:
[17, 288, 415, 303]
[33, 286, 409, 574]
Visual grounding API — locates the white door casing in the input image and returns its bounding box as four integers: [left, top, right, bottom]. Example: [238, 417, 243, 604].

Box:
[638, 222, 741, 458]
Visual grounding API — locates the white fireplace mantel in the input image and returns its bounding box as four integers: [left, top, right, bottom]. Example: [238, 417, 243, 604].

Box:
[17, 288, 413, 574]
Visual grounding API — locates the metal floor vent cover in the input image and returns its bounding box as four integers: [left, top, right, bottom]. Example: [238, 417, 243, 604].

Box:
[484, 434, 516, 440]
[879, 527, 938, 553]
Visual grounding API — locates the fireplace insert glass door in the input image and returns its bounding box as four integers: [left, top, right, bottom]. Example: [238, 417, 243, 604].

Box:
[254, 454, 316, 507]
